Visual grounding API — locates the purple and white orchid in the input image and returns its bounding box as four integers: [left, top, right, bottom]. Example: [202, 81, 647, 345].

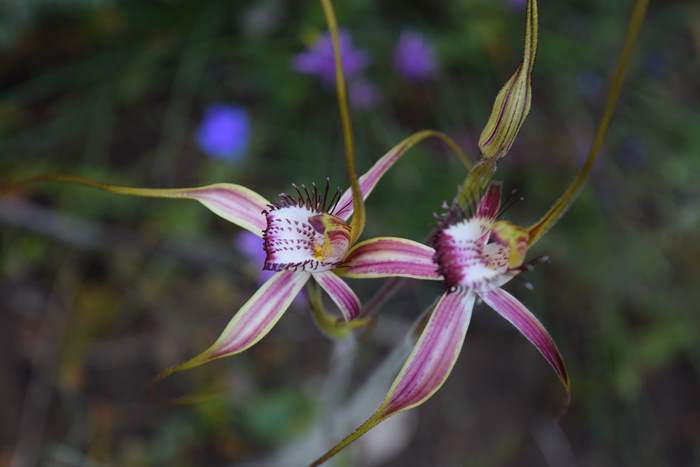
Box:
[11, 0, 471, 382]
[33, 128, 468, 380]
[312, 183, 569, 465]
[313, 0, 648, 458]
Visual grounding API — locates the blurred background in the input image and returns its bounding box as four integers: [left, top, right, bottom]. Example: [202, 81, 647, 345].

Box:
[1, 0, 699, 466]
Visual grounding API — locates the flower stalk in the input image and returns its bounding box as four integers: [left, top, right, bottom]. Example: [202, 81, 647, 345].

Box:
[319, 0, 365, 244]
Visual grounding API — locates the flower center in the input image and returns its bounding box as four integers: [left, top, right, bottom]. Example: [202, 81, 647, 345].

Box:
[432, 217, 509, 291]
[262, 185, 351, 272]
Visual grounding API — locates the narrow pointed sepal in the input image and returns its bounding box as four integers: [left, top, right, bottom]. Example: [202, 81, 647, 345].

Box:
[478, 0, 538, 160]
[311, 290, 475, 466]
[313, 271, 362, 321]
[480, 287, 570, 394]
[335, 237, 441, 280]
[24, 175, 270, 237]
[156, 271, 310, 381]
[335, 130, 471, 220]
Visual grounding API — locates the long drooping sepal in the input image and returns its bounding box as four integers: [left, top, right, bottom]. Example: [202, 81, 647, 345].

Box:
[20, 174, 269, 237]
[334, 130, 472, 220]
[319, 0, 365, 244]
[527, 0, 648, 246]
[478, 0, 538, 160]
[156, 271, 310, 381]
[310, 290, 475, 466]
[480, 287, 570, 396]
[313, 271, 362, 321]
[335, 237, 441, 280]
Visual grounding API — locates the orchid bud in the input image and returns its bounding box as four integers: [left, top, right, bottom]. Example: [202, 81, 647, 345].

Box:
[478, 0, 538, 160]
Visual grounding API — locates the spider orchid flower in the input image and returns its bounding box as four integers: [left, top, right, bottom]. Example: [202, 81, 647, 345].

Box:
[5, 0, 471, 379]
[313, 0, 648, 461]
[313, 184, 567, 465]
[18, 127, 468, 380]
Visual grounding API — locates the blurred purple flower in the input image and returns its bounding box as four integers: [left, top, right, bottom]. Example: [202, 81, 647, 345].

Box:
[235, 231, 274, 283]
[196, 104, 250, 161]
[506, 0, 527, 10]
[349, 80, 380, 109]
[292, 30, 369, 84]
[393, 31, 437, 81]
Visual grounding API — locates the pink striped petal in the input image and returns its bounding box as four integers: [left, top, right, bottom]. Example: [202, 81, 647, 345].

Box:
[310, 290, 474, 466]
[157, 271, 310, 380]
[334, 130, 470, 221]
[179, 184, 269, 237]
[480, 287, 570, 392]
[381, 290, 475, 414]
[334, 146, 404, 220]
[313, 271, 361, 321]
[336, 237, 441, 280]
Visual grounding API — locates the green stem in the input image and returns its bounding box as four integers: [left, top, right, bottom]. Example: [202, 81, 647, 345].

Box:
[319, 0, 365, 244]
[527, 0, 649, 246]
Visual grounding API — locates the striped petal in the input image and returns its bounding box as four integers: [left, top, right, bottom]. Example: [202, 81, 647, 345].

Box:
[480, 287, 570, 393]
[179, 184, 269, 237]
[310, 290, 475, 466]
[31, 176, 269, 237]
[157, 271, 310, 380]
[313, 271, 361, 321]
[334, 130, 472, 221]
[335, 237, 441, 280]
